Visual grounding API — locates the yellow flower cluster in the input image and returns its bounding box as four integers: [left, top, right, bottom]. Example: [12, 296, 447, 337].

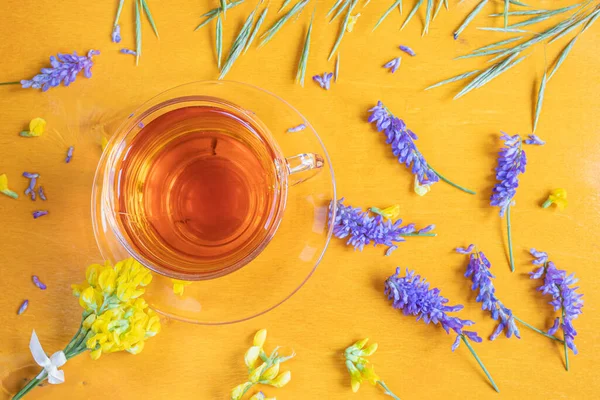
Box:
[231, 329, 294, 400]
[72, 258, 159, 359]
[0, 173, 18, 199]
[344, 338, 400, 399]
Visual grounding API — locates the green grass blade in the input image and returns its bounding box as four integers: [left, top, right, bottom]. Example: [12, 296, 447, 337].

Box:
[327, 0, 345, 17]
[329, 0, 357, 60]
[221, 0, 227, 19]
[469, 36, 523, 53]
[330, 0, 350, 23]
[141, 0, 159, 38]
[135, 0, 142, 65]
[195, 0, 245, 31]
[455, 48, 508, 59]
[454, 0, 488, 39]
[372, 0, 402, 32]
[279, 0, 293, 13]
[423, 0, 433, 35]
[444, 0, 448, 10]
[335, 53, 340, 82]
[425, 70, 481, 90]
[509, 4, 583, 29]
[454, 53, 521, 99]
[399, 0, 403, 15]
[504, 0, 509, 28]
[532, 71, 546, 132]
[260, 0, 309, 47]
[548, 36, 577, 80]
[216, 14, 223, 68]
[433, 0, 444, 20]
[401, 0, 424, 30]
[244, 5, 269, 53]
[296, 10, 314, 86]
[509, 0, 528, 6]
[490, 9, 547, 17]
[114, 0, 125, 25]
[581, 6, 600, 33]
[549, 8, 600, 44]
[219, 10, 256, 79]
[478, 26, 533, 33]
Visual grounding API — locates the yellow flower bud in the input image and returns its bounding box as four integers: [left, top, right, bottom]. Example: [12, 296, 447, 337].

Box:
[346, 13, 361, 32]
[353, 338, 369, 350]
[29, 118, 47, 136]
[79, 286, 101, 312]
[269, 371, 291, 388]
[90, 348, 102, 360]
[98, 268, 117, 294]
[253, 329, 267, 348]
[230, 382, 253, 400]
[362, 364, 380, 385]
[245, 346, 261, 369]
[414, 176, 432, 196]
[249, 363, 267, 383]
[360, 342, 378, 356]
[85, 264, 104, 286]
[261, 363, 280, 381]
[126, 340, 145, 355]
[351, 376, 361, 393]
[83, 313, 97, 329]
[0, 174, 18, 199]
[543, 188, 568, 210]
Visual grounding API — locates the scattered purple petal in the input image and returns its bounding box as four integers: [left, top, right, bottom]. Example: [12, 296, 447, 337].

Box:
[385, 245, 398, 256]
[24, 175, 37, 200]
[112, 24, 122, 43]
[17, 300, 29, 315]
[456, 244, 475, 254]
[120, 48, 137, 56]
[66, 146, 74, 163]
[417, 225, 435, 234]
[524, 134, 545, 145]
[383, 57, 401, 73]
[32, 275, 47, 290]
[287, 124, 306, 133]
[22, 172, 39, 179]
[138, 122, 145, 129]
[38, 186, 47, 201]
[33, 210, 49, 219]
[20, 50, 100, 91]
[312, 73, 334, 90]
[399, 45, 416, 56]
[548, 317, 560, 335]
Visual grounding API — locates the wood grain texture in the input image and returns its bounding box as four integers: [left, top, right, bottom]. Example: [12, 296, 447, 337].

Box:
[1, 0, 599, 399]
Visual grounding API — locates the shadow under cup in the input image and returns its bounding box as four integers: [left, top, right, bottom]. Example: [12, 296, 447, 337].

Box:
[93, 81, 336, 324]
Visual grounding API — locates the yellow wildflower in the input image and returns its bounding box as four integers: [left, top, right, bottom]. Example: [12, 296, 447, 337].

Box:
[370, 204, 400, 220]
[344, 338, 400, 398]
[231, 329, 294, 400]
[0, 174, 18, 199]
[347, 13, 361, 32]
[414, 176, 432, 196]
[542, 188, 567, 210]
[20, 117, 47, 137]
[171, 279, 192, 296]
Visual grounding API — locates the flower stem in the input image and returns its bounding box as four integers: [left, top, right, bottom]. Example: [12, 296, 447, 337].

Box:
[541, 199, 553, 208]
[513, 316, 564, 343]
[399, 233, 437, 237]
[461, 335, 499, 393]
[11, 372, 45, 400]
[0, 81, 20, 86]
[377, 380, 401, 400]
[427, 164, 476, 195]
[506, 204, 515, 272]
[562, 310, 569, 371]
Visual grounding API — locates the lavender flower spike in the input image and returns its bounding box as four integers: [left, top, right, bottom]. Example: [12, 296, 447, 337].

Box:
[399, 45, 416, 56]
[367, 102, 475, 195]
[21, 50, 100, 92]
[32, 275, 47, 290]
[529, 249, 583, 370]
[490, 132, 543, 272]
[383, 57, 401, 73]
[112, 24, 122, 43]
[331, 198, 435, 254]
[33, 210, 49, 219]
[313, 73, 333, 90]
[66, 146, 74, 163]
[120, 49, 137, 56]
[287, 123, 306, 133]
[385, 268, 498, 392]
[17, 300, 29, 315]
[38, 186, 47, 201]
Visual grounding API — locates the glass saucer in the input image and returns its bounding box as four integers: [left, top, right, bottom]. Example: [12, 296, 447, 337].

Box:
[92, 81, 336, 324]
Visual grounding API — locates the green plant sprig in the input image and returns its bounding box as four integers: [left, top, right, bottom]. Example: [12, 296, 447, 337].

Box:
[295, 9, 315, 86]
[259, 0, 309, 47]
[195, 0, 246, 31]
[219, 8, 257, 79]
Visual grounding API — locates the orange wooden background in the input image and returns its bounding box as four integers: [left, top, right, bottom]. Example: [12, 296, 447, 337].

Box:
[1, 0, 599, 399]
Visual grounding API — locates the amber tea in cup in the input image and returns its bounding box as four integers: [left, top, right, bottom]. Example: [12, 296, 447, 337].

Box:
[106, 98, 315, 280]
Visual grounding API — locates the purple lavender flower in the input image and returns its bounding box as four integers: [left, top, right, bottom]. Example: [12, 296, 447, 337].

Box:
[112, 24, 122, 43]
[529, 249, 583, 363]
[385, 268, 499, 391]
[138, 122, 145, 129]
[120, 48, 137, 56]
[65, 146, 74, 163]
[456, 245, 520, 340]
[399, 45, 416, 56]
[383, 57, 401, 73]
[368, 102, 439, 186]
[287, 123, 306, 133]
[524, 134, 545, 145]
[33, 210, 49, 219]
[331, 198, 435, 253]
[38, 186, 47, 201]
[17, 300, 29, 315]
[32, 275, 47, 290]
[21, 50, 100, 92]
[312, 73, 333, 90]
[22, 172, 39, 179]
[24, 174, 38, 201]
[491, 132, 543, 272]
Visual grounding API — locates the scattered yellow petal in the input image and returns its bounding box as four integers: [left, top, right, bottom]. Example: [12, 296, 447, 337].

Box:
[347, 13, 361, 32]
[231, 382, 253, 400]
[253, 328, 267, 348]
[414, 176, 432, 196]
[29, 118, 47, 136]
[360, 342, 378, 356]
[262, 362, 280, 381]
[101, 136, 109, 151]
[171, 279, 192, 296]
[0, 174, 18, 199]
[269, 371, 291, 388]
[544, 188, 567, 210]
[245, 346, 261, 369]
[351, 377, 361, 393]
[371, 205, 400, 220]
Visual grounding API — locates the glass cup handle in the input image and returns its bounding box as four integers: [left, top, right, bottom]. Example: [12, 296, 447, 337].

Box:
[286, 153, 324, 186]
